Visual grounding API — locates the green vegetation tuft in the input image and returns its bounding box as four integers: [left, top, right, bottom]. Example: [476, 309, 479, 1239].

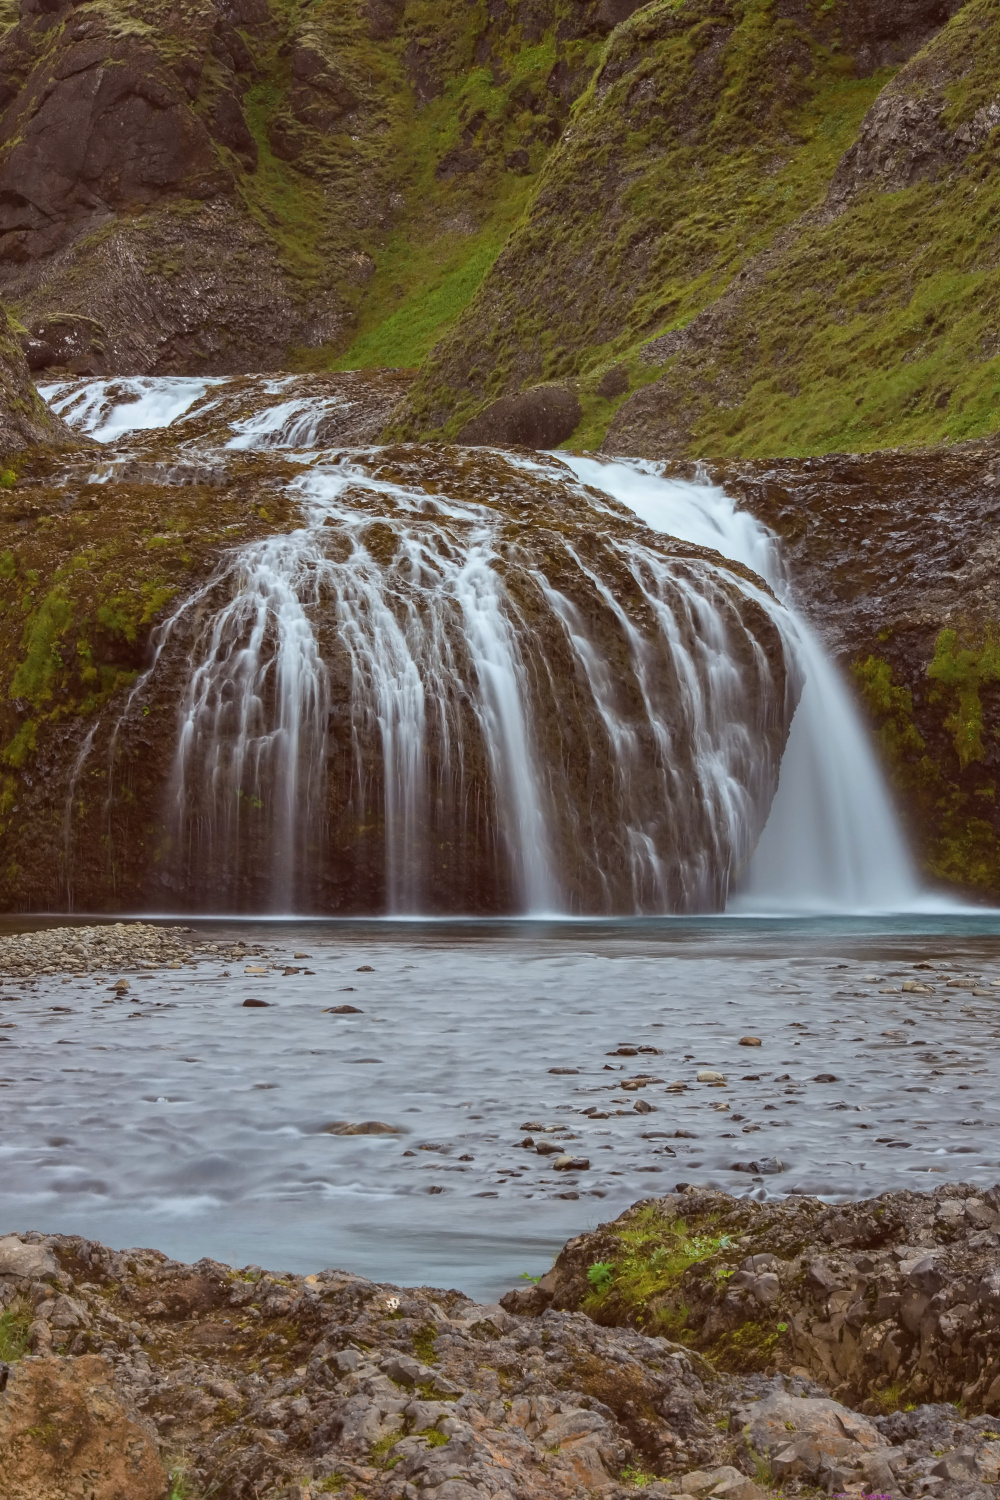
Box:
[854, 638, 1000, 894]
[927, 627, 1000, 769]
[0, 1302, 32, 1362]
[581, 1208, 733, 1334]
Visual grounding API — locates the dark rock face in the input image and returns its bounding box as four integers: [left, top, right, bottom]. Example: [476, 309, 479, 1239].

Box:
[456, 384, 582, 448]
[0, 35, 230, 266]
[0, 304, 71, 453]
[514, 1182, 1000, 1414]
[0, 0, 672, 379]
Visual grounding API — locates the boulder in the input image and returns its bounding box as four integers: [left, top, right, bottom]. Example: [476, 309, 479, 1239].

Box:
[457, 384, 581, 448]
[735, 1390, 887, 1490]
[0, 1234, 58, 1281]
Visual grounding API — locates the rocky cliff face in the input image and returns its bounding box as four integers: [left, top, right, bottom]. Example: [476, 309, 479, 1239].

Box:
[0, 0, 649, 378]
[0, 303, 70, 451]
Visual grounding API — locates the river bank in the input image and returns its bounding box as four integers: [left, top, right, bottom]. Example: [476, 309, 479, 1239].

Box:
[4, 1183, 1000, 1500]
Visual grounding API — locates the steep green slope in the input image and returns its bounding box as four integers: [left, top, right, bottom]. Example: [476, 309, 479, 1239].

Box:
[607, 0, 1000, 458]
[0, 0, 633, 374]
[394, 0, 992, 451]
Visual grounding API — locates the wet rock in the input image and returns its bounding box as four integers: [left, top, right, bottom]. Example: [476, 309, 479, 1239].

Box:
[553, 1154, 590, 1170]
[324, 1122, 401, 1136]
[731, 1157, 783, 1175]
[325, 1004, 363, 1013]
[738, 1037, 761, 1047]
[243, 997, 271, 1007]
[697, 1070, 726, 1082]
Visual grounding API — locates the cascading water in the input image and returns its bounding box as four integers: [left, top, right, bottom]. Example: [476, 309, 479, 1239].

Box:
[560, 456, 922, 912]
[46, 374, 921, 915]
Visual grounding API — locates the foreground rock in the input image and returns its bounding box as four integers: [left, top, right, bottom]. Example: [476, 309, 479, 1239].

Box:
[4, 1187, 1000, 1498]
[518, 1182, 1000, 1414]
[0, 1353, 167, 1500]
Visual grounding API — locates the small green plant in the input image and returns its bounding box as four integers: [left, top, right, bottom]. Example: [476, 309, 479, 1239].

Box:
[587, 1260, 616, 1294]
[369, 1431, 402, 1469]
[420, 1427, 449, 1448]
[746, 1445, 774, 1488]
[167, 1470, 191, 1500]
[412, 1322, 438, 1365]
[0, 470, 16, 490]
[621, 1463, 657, 1487]
[317, 1476, 346, 1494]
[0, 1303, 32, 1362]
[518, 1270, 542, 1283]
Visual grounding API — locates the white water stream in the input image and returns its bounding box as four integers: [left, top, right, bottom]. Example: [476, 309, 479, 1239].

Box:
[43, 376, 925, 915]
[561, 457, 922, 914]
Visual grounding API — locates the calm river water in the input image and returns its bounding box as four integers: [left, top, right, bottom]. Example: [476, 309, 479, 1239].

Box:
[2, 915, 1000, 1300]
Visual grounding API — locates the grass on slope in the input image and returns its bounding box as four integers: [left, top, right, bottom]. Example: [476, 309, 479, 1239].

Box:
[676, 2, 1000, 456]
[394, 0, 905, 441]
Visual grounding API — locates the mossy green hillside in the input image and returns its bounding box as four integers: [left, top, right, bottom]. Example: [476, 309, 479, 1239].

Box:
[601, 0, 1000, 457]
[395, 0, 908, 439]
[3, 0, 625, 373]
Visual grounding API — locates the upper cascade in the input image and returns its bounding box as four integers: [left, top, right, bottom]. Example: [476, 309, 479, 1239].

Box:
[37, 375, 794, 916]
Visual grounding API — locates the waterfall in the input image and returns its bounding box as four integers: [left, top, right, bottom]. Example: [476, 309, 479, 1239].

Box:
[45, 374, 920, 915]
[560, 456, 921, 913]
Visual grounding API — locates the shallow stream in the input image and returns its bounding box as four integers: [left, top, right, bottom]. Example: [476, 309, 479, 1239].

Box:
[3, 916, 1000, 1299]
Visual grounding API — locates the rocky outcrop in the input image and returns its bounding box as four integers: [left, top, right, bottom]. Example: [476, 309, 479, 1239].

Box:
[0, 395, 792, 912]
[456, 383, 581, 448]
[0, 305, 71, 453]
[3, 1200, 1000, 1498]
[512, 1182, 1000, 1415]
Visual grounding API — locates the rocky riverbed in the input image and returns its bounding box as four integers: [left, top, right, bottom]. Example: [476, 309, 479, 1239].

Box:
[4, 1184, 1000, 1500]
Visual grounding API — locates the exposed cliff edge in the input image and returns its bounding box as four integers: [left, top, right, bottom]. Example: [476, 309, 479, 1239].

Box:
[0, 305, 72, 452]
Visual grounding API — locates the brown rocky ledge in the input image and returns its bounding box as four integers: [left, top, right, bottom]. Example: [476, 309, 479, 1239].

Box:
[4, 1186, 1000, 1500]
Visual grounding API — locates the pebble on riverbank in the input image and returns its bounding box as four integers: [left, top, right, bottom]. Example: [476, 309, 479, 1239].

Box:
[0, 923, 273, 978]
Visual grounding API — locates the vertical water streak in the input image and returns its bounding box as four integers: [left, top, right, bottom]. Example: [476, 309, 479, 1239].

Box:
[559, 453, 921, 912]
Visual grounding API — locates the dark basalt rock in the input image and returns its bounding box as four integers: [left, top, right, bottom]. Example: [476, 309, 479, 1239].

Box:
[513, 1181, 1000, 1414]
[456, 384, 582, 448]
